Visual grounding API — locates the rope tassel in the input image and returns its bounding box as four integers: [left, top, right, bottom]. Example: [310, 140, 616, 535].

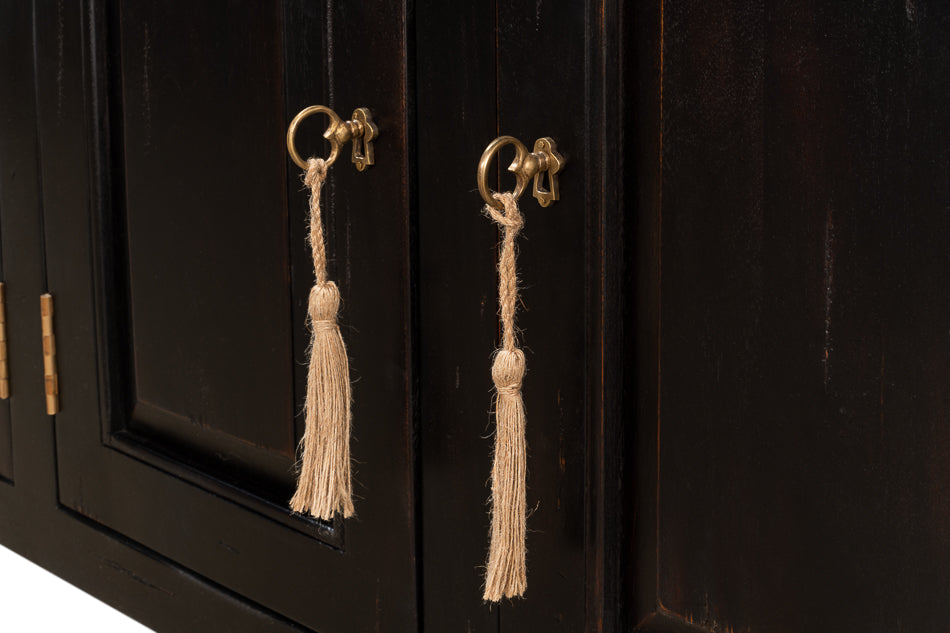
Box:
[290, 157, 354, 520]
[483, 192, 528, 601]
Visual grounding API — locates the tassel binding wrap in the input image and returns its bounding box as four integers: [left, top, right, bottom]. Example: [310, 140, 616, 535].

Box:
[483, 192, 528, 601]
[290, 157, 355, 520]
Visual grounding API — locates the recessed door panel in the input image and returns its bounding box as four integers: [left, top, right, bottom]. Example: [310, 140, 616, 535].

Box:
[115, 0, 297, 494]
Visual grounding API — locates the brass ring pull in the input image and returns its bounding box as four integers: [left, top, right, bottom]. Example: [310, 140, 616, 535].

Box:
[477, 135, 565, 209]
[286, 105, 378, 171]
[477, 136, 530, 209]
[287, 105, 343, 169]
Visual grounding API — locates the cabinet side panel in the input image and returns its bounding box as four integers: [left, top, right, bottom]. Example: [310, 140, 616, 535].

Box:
[657, 1, 950, 632]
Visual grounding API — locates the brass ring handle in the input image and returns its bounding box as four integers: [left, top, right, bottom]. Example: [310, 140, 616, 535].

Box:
[477, 135, 565, 209]
[286, 105, 344, 170]
[477, 135, 531, 209]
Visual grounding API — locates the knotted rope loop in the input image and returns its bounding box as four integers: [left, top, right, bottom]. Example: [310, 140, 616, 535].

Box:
[304, 156, 329, 187]
[485, 191, 524, 234]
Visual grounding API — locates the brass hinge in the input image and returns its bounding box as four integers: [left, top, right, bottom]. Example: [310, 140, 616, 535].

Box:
[0, 283, 8, 400]
[40, 293, 58, 414]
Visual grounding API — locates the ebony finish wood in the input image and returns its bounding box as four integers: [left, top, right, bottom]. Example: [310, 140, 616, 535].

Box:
[416, 2, 626, 632]
[632, 1, 950, 632]
[116, 0, 298, 494]
[0, 3, 303, 632]
[12, 0, 950, 632]
[14, 0, 950, 631]
[495, 2, 626, 631]
[33, 0, 417, 631]
[0, 3, 22, 484]
[3, 0, 628, 631]
[496, 3, 589, 629]
[415, 2, 498, 632]
[629, 0, 663, 627]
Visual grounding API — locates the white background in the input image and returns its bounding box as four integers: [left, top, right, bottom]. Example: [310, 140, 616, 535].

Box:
[0, 545, 153, 632]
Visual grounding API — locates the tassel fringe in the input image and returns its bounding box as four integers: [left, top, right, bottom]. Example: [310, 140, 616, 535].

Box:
[484, 348, 528, 601]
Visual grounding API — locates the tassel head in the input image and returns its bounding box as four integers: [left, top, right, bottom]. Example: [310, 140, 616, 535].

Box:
[491, 348, 525, 392]
[309, 280, 341, 322]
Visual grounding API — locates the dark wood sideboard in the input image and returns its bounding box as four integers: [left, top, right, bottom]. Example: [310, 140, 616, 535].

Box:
[2, 1, 949, 632]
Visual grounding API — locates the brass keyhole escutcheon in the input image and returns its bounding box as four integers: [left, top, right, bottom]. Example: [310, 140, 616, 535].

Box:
[477, 135, 565, 209]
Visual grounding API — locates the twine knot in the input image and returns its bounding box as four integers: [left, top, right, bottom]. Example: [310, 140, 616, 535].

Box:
[304, 157, 329, 187]
[492, 348, 525, 392]
[309, 281, 341, 322]
[312, 319, 338, 333]
[485, 192, 524, 235]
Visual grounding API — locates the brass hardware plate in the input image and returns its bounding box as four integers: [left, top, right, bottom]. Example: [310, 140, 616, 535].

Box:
[41, 293, 58, 414]
[287, 105, 378, 171]
[0, 283, 7, 400]
[348, 108, 377, 171]
[477, 135, 565, 209]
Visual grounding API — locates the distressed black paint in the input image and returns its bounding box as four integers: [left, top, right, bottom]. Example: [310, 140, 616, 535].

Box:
[0, 0, 628, 631]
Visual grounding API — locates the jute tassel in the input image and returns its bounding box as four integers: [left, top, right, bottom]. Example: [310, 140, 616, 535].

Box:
[483, 191, 528, 601]
[290, 157, 355, 520]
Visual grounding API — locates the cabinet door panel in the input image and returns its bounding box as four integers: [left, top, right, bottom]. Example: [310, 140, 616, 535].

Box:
[37, 2, 417, 631]
[117, 0, 298, 494]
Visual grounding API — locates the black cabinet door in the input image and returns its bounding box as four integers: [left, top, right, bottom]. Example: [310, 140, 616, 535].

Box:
[34, 2, 416, 631]
[415, 1, 625, 631]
